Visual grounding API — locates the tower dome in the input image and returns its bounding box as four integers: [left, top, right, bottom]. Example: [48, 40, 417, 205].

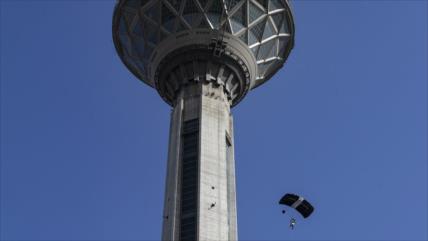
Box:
[113, 0, 294, 106]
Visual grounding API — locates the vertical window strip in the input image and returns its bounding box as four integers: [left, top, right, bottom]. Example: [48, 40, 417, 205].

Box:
[225, 134, 232, 229]
[179, 118, 199, 241]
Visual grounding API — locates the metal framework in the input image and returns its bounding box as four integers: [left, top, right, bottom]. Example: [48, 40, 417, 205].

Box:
[113, 0, 295, 103]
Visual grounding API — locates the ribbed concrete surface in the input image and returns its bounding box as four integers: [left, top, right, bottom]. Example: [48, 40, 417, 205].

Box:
[162, 83, 238, 241]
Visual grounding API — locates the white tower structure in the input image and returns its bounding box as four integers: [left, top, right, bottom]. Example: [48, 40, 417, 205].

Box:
[112, 0, 295, 240]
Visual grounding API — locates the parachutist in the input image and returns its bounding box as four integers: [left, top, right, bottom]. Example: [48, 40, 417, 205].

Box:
[290, 218, 296, 230]
[282, 210, 286, 214]
[209, 202, 216, 210]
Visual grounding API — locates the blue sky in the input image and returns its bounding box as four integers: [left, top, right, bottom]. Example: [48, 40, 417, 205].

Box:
[0, 0, 427, 240]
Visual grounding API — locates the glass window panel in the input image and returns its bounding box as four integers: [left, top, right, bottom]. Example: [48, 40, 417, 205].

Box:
[249, 1, 264, 24]
[167, 0, 181, 12]
[183, 14, 202, 27]
[120, 34, 138, 60]
[182, 185, 197, 192]
[183, 134, 197, 140]
[180, 118, 199, 241]
[206, 0, 224, 29]
[279, 17, 290, 33]
[198, 18, 210, 28]
[144, 22, 159, 44]
[182, 191, 196, 199]
[271, 13, 283, 31]
[280, 18, 289, 34]
[143, 45, 154, 58]
[181, 195, 197, 203]
[255, 0, 268, 10]
[119, 33, 129, 48]
[182, 149, 197, 156]
[257, 39, 275, 60]
[125, 0, 141, 9]
[183, 119, 199, 132]
[248, 32, 258, 45]
[135, 61, 146, 76]
[119, 17, 128, 35]
[257, 62, 271, 77]
[163, 18, 176, 32]
[144, 1, 160, 23]
[182, 177, 197, 185]
[134, 37, 146, 55]
[278, 36, 289, 55]
[182, 188, 197, 195]
[268, 0, 283, 12]
[262, 19, 275, 40]
[181, 216, 196, 224]
[251, 45, 260, 57]
[230, 3, 246, 33]
[132, 21, 144, 37]
[238, 30, 248, 44]
[223, 21, 232, 33]
[226, 0, 241, 11]
[123, 11, 136, 27]
[266, 38, 278, 59]
[177, 21, 188, 32]
[207, 13, 221, 29]
[183, 0, 199, 15]
[160, 30, 169, 41]
[181, 232, 196, 238]
[161, 3, 176, 24]
[249, 19, 265, 42]
[198, 0, 209, 10]
[208, 0, 223, 14]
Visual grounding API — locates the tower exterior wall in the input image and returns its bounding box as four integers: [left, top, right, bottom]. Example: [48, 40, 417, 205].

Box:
[162, 83, 237, 241]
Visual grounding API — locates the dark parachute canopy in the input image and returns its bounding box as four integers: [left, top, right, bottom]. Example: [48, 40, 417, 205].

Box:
[279, 193, 314, 219]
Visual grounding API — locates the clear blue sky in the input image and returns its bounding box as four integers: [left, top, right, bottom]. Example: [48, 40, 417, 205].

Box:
[1, 0, 427, 240]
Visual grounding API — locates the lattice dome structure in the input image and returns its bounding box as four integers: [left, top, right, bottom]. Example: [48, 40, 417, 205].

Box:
[113, 0, 295, 106]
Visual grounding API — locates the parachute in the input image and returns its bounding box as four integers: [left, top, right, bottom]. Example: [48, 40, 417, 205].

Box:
[279, 193, 314, 219]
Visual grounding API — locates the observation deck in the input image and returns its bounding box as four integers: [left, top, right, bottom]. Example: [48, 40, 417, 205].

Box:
[113, 0, 295, 107]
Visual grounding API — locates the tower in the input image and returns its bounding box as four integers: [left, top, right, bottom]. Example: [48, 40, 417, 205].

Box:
[112, 0, 295, 240]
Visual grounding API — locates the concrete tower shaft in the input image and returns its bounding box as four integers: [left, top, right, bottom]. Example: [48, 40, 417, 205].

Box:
[162, 83, 237, 240]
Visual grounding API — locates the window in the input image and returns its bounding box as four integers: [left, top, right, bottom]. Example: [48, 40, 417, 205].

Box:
[226, 134, 233, 226]
[179, 119, 199, 241]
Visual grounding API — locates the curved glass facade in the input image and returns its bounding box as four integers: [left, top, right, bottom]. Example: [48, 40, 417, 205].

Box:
[114, 0, 294, 87]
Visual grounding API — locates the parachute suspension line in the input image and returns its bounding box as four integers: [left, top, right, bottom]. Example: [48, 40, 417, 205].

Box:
[281, 208, 296, 230]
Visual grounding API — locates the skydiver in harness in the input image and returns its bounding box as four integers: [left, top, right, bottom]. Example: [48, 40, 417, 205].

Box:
[281, 209, 297, 230]
[289, 218, 296, 230]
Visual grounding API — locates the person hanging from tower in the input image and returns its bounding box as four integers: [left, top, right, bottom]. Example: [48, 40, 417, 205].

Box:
[209, 202, 216, 210]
